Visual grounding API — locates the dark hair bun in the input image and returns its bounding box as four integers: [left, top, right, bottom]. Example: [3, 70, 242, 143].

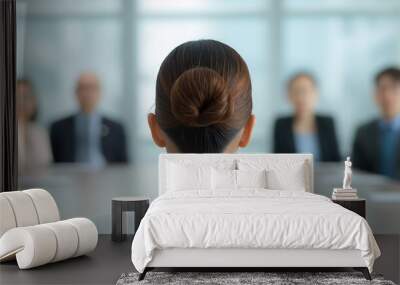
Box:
[170, 67, 234, 127]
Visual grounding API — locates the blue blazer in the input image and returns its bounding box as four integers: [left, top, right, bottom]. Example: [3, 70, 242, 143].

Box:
[352, 119, 400, 179]
[50, 114, 128, 163]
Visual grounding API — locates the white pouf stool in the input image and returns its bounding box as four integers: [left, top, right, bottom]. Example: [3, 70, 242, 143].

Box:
[0, 189, 98, 269]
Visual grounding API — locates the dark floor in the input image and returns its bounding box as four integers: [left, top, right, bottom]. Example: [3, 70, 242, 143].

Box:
[0, 235, 399, 285]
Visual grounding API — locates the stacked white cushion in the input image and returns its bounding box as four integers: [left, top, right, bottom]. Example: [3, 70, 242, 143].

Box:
[24, 189, 60, 223]
[43, 220, 79, 262]
[0, 189, 97, 269]
[1, 191, 40, 227]
[65, 218, 98, 257]
[0, 218, 97, 269]
[0, 189, 59, 234]
[0, 195, 17, 237]
[0, 225, 57, 268]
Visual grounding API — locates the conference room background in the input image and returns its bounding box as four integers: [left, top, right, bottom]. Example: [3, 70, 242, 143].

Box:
[10, 3, 400, 282]
[17, 0, 400, 163]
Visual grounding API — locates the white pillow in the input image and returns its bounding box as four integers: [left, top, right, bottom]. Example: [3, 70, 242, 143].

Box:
[266, 169, 306, 191]
[167, 162, 212, 191]
[211, 168, 268, 190]
[236, 169, 268, 189]
[237, 159, 308, 191]
[212, 168, 236, 190]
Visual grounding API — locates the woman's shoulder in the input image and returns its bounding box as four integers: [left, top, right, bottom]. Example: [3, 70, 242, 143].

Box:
[27, 122, 49, 137]
[315, 114, 335, 125]
[274, 115, 293, 125]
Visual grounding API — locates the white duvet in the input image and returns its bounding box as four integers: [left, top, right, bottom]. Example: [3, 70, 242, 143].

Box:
[131, 190, 380, 273]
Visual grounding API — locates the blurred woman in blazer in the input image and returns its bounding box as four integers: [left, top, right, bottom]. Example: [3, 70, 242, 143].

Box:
[273, 72, 340, 162]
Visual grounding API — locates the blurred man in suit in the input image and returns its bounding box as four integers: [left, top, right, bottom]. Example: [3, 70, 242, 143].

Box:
[352, 67, 400, 179]
[50, 72, 128, 165]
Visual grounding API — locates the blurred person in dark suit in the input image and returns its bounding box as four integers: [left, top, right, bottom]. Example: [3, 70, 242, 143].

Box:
[17, 79, 52, 171]
[50, 72, 128, 165]
[352, 67, 400, 179]
[273, 72, 340, 162]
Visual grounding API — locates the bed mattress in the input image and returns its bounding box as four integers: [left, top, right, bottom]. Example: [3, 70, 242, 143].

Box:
[131, 189, 380, 273]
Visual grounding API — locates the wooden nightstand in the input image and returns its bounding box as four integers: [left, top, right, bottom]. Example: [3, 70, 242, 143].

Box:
[332, 198, 366, 218]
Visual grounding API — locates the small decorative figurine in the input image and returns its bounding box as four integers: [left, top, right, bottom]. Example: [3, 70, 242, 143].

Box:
[332, 156, 358, 200]
[342, 156, 352, 189]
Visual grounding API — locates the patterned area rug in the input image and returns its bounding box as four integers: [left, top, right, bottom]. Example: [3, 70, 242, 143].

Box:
[116, 272, 396, 285]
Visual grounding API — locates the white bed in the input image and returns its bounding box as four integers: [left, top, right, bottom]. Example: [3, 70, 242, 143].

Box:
[131, 154, 380, 280]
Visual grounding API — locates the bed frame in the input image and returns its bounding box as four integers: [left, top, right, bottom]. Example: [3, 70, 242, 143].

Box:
[139, 154, 371, 281]
[139, 248, 371, 280]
